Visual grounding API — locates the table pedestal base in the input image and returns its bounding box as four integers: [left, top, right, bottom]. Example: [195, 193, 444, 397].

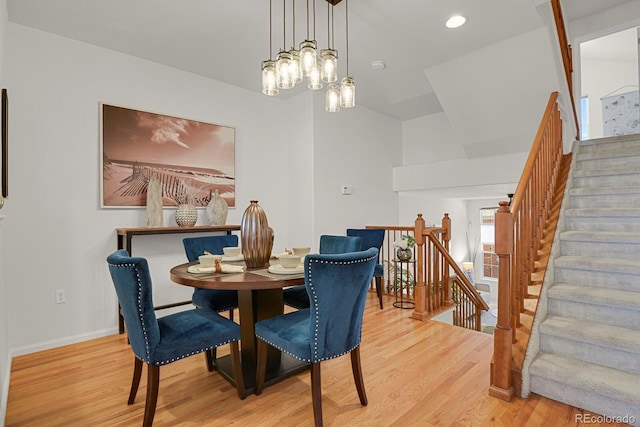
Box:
[214, 353, 310, 395]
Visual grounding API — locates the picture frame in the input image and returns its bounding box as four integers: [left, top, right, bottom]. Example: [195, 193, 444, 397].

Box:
[2, 88, 7, 199]
[100, 103, 235, 208]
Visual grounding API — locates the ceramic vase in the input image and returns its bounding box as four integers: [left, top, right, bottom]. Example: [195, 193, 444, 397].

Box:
[145, 175, 163, 227]
[175, 201, 198, 227]
[206, 189, 228, 225]
[240, 200, 273, 269]
[396, 247, 413, 261]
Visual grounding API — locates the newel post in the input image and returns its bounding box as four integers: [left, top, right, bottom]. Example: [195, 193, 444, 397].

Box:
[489, 201, 515, 401]
[442, 213, 452, 304]
[411, 213, 429, 321]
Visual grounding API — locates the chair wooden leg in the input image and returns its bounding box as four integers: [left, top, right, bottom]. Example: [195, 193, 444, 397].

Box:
[204, 348, 216, 372]
[230, 341, 246, 400]
[143, 364, 160, 427]
[229, 308, 234, 322]
[255, 339, 268, 395]
[350, 346, 368, 406]
[311, 362, 323, 427]
[128, 357, 143, 404]
[375, 276, 383, 309]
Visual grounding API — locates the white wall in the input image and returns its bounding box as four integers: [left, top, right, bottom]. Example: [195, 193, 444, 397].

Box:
[2, 23, 401, 357]
[312, 93, 401, 243]
[402, 113, 465, 165]
[398, 193, 467, 263]
[581, 55, 638, 139]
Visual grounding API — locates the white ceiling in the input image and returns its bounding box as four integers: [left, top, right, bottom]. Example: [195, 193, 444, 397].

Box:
[6, 0, 633, 121]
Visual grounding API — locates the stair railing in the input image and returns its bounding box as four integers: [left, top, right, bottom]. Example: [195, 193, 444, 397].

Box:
[412, 213, 489, 327]
[490, 91, 564, 401]
[551, 0, 580, 140]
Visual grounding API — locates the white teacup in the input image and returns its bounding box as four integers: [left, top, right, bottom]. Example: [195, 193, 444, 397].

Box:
[279, 254, 301, 268]
[292, 247, 311, 257]
[223, 246, 241, 257]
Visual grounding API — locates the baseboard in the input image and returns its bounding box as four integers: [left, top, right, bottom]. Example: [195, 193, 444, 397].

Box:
[0, 352, 11, 427]
[10, 327, 119, 358]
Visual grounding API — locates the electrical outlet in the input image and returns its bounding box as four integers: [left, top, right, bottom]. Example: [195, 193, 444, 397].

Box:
[55, 289, 66, 304]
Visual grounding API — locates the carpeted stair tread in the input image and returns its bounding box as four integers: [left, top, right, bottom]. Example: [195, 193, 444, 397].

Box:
[564, 207, 640, 218]
[555, 256, 640, 275]
[573, 165, 640, 178]
[549, 283, 640, 311]
[560, 230, 640, 243]
[540, 316, 640, 354]
[569, 185, 640, 196]
[530, 353, 640, 403]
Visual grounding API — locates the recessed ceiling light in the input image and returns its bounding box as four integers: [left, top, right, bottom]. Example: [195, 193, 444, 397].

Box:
[445, 15, 466, 29]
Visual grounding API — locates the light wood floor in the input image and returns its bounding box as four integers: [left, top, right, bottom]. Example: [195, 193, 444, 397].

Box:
[6, 293, 628, 426]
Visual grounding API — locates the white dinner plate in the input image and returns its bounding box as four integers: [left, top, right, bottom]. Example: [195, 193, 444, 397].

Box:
[187, 264, 216, 274]
[268, 264, 304, 275]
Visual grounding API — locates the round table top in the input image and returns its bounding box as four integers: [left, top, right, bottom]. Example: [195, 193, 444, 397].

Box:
[170, 261, 305, 291]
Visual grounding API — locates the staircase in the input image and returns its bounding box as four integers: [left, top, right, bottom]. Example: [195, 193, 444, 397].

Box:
[522, 134, 640, 425]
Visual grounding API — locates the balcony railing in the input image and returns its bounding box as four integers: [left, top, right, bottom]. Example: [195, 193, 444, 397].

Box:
[366, 214, 488, 330]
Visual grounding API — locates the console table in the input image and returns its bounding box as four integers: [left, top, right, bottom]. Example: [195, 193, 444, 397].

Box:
[116, 225, 241, 333]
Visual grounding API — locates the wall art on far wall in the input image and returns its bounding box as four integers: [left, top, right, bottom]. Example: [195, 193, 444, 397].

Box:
[100, 103, 235, 208]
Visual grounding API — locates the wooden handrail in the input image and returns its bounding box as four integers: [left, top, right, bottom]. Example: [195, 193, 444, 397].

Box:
[490, 91, 564, 401]
[551, 0, 580, 140]
[411, 213, 489, 329]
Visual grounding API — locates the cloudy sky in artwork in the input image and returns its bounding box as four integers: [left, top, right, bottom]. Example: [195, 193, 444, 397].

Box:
[102, 104, 234, 175]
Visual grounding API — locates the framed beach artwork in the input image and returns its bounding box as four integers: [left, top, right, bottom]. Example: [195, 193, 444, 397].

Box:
[100, 103, 235, 208]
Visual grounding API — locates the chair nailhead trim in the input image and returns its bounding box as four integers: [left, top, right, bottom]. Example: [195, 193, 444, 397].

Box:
[110, 261, 238, 366]
[263, 253, 377, 363]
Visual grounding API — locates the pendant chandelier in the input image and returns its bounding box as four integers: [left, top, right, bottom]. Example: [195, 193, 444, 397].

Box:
[261, 0, 355, 112]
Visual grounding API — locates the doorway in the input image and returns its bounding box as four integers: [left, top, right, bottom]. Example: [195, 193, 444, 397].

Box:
[579, 27, 639, 139]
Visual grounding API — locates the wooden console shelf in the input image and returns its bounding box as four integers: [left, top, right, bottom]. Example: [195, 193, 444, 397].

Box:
[116, 225, 241, 333]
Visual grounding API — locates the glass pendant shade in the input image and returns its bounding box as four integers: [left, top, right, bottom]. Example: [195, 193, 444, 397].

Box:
[320, 49, 338, 83]
[307, 62, 323, 90]
[262, 60, 279, 96]
[326, 84, 340, 112]
[300, 40, 317, 76]
[289, 48, 303, 84]
[339, 76, 355, 108]
[276, 51, 294, 89]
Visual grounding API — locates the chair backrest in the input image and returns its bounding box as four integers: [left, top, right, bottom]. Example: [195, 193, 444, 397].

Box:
[346, 228, 385, 261]
[107, 249, 160, 363]
[304, 247, 378, 362]
[319, 235, 362, 254]
[183, 235, 239, 262]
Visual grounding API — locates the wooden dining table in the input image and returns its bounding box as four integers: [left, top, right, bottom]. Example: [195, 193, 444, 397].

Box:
[169, 260, 308, 395]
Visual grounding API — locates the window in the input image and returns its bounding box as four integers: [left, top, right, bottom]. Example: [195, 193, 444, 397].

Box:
[581, 96, 589, 139]
[480, 208, 499, 279]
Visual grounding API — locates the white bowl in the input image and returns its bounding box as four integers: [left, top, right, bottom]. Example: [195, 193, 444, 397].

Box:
[292, 247, 310, 257]
[279, 254, 301, 268]
[223, 246, 241, 257]
[199, 254, 221, 267]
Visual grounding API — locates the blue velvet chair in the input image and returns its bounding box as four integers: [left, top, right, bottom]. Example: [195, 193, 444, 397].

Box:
[282, 235, 362, 309]
[107, 250, 245, 427]
[346, 228, 386, 309]
[183, 235, 240, 370]
[255, 248, 378, 427]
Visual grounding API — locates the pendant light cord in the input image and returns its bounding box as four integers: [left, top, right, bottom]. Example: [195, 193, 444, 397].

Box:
[269, 0, 273, 59]
[345, 0, 349, 75]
